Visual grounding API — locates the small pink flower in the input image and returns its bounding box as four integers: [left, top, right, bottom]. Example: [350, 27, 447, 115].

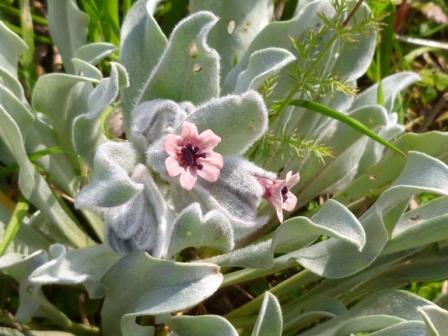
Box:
[163, 121, 224, 190]
[256, 171, 300, 222]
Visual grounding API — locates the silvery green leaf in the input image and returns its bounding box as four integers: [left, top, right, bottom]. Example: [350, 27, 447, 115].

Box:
[29, 244, 120, 299]
[190, 0, 273, 78]
[72, 63, 129, 167]
[368, 322, 426, 336]
[1, 206, 51, 255]
[0, 21, 27, 78]
[0, 67, 26, 101]
[419, 305, 448, 336]
[186, 91, 268, 155]
[0, 83, 34, 136]
[210, 199, 365, 268]
[47, 0, 89, 74]
[168, 315, 238, 336]
[231, 47, 295, 94]
[167, 203, 234, 256]
[0, 251, 49, 321]
[25, 115, 79, 195]
[225, 0, 374, 93]
[351, 72, 421, 112]
[251, 292, 282, 336]
[300, 290, 432, 336]
[104, 164, 169, 256]
[120, 0, 167, 128]
[384, 197, 448, 254]
[290, 105, 388, 206]
[101, 252, 222, 336]
[75, 141, 143, 210]
[335, 132, 448, 206]
[72, 58, 103, 80]
[32, 73, 95, 150]
[276, 199, 366, 253]
[138, 11, 220, 105]
[357, 113, 405, 175]
[294, 152, 448, 278]
[74, 42, 115, 65]
[0, 106, 92, 248]
[130, 99, 187, 154]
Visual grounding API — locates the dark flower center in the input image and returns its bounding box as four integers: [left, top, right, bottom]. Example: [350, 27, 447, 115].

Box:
[281, 186, 288, 202]
[180, 143, 206, 169]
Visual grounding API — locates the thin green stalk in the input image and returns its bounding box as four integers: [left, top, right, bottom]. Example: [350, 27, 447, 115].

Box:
[39, 299, 100, 336]
[227, 270, 318, 321]
[0, 198, 29, 255]
[3, 22, 51, 44]
[0, 3, 47, 25]
[221, 258, 295, 288]
[290, 99, 406, 156]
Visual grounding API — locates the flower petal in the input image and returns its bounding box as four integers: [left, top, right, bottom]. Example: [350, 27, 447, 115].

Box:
[199, 151, 224, 169]
[165, 156, 183, 177]
[197, 129, 221, 150]
[197, 164, 221, 182]
[283, 192, 297, 212]
[285, 171, 300, 188]
[163, 134, 181, 156]
[179, 168, 198, 190]
[181, 121, 199, 140]
[275, 207, 284, 223]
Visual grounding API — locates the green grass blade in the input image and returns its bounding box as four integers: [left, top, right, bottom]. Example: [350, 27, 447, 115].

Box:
[19, 0, 37, 93]
[290, 99, 406, 157]
[0, 198, 29, 255]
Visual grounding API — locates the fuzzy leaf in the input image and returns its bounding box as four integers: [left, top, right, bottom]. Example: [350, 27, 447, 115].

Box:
[251, 292, 283, 336]
[32, 73, 95, 150]
[0, 21, 27, 78]
[168, 315, 238, 336]
[104, 164, 169, 257]
[225, 0, 375, 92]
[171, 157, 275, 241]
[0, 67, 26, 101]
[130, 99, 187, 154]
[287, 105, 388, 207]
[300, 290, 433, 336]
[369, 322, 426, 336]
[72, 62, 129, 167]
[190, 0, 273, 77]
[101, 253, 222, 336]
[120, 0, 167, 128]
[419, 305, 448, 336]
[74, 42, 115, 65]
[186, 91, 268, 155]
[75, 141, 143, 210]
[384, 197, 448, 254]
[168, 203, 234, 256]
[47, 0, 89, 74]
[138, 11, 220, 105]
[29, 244, 120, 299]
[231, 47, 295, 94]
[0, 106, 91, 248]
[71, 58, 103, 80]
[210, 199, 365, 269]
[0, 251, 51, 322]
[351, 72, 421, 112]
[294, 152, 448, 278]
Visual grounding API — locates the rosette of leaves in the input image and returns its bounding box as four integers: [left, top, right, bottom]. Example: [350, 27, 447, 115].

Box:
[0, 0, 448, 336]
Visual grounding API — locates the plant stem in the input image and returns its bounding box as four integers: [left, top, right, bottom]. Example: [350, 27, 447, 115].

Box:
[227, 269, 318, 321]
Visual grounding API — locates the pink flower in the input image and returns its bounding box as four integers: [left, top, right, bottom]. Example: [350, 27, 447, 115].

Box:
[163, 121, 224, 190]
[256, 171, 300, 222]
